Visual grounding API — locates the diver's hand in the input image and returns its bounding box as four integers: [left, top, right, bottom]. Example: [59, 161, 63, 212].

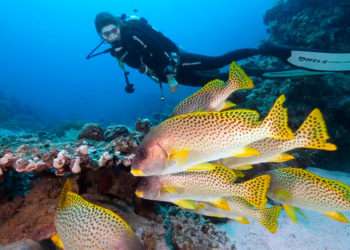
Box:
[167, 74, 178, 93]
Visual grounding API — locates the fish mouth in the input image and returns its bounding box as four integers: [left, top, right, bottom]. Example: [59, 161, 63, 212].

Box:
[135, 190, 144, 198]
[131, 169, 144, 176]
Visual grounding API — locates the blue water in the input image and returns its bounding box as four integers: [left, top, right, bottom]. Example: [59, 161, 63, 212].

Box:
[0, 0, 275, 127]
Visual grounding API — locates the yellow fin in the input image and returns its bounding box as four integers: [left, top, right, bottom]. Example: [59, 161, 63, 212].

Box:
[258, 205, 282, 234]
[173, 200, 197, 210]
[161, 185, 179, 194]
[228, 62, 254, 90]
[232, 147, 260, 158]
[268, 153, 295, 163]
[232, 170, 245, 178]
[187, 163, 217, 172]
[169, 148, 190, 165]
[233, 216, 250, 224]
[236, 175, 271, 209]
[262, 95, 294, 140]
[219, 101, 236, 111]
[211, 198, 231, 211]
[324, 211, 349, 223]
[295, 109, 337, 151]
[283, 204, 298, 223]
[51, 233, 64, 249]
[233, 164, 254, 170]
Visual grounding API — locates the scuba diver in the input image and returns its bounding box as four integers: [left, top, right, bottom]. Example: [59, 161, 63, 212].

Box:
[87, 12, 350, 95]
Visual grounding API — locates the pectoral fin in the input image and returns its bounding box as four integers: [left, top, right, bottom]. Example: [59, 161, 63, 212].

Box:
[211, 198, 231, 211]
[233, 164, 254, 170]
[161, 184, 181, 194]
[169, 148, 190, 165]
[233, 216, 250, 224]
[173, 200, 197, 210]
[268, 153, 295, 163]
[219, 101, 236, 111]
[51, 233, 64, 249]
[274, 188, 292, 202]
[232, 147, 260, 158]
[187, 163, 217, 172]
[283, 204, 298, 223]
[324, 211, 349, 223]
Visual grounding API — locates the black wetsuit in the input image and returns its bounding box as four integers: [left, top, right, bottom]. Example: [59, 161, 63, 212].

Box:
[109, 18, 265, 86]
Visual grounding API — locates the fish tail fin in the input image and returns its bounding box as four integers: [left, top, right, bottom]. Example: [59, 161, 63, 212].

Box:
[58, 178, 74, 210]
[261, 95, 294, 140]
[294, 108, 337, 151]
[228, 62, 254, 90]
[234, 175, 271, 209]
[257, 205, 282, 234]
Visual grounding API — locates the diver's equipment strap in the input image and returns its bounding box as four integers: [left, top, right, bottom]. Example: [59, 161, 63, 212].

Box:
[86, 40, 112, 60]
[287, 50, 350, 71]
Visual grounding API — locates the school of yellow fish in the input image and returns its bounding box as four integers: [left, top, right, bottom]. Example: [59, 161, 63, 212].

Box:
[51, 62, 350, 249]
[132, 62, 350, 234]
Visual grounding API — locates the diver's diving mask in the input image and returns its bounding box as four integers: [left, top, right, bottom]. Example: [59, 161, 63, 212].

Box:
[101, 24, 121, 43]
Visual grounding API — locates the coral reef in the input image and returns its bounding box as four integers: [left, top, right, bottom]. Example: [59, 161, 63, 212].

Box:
[264, 0, 350, 50]
[0, 120, 233, 249]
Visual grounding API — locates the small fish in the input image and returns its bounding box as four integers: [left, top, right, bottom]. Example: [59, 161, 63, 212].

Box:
[172, 62, 253, 115]
[268, 167, 350, 223]
[220, 109, 337, 170]
[131, 95, 293, 176]
[52, 179, 143, 250]
[135, 163, 271, 209]
[192, 197, 281, 233]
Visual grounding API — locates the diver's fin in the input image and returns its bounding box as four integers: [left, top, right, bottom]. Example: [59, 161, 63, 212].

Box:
[187, 163, 217, 172]
[286, 50, 350, 72]
[51, 233, 64, 249]
[268, 153, 295, 163]
[232, 216, 250, 224]
[228, 62, 254, 90]
[211, 198, 231, 211]
[261, 95, 294, 140]
[263, 69, 335, 78]
[173, 200, 197, 210]
[283, 204, 298, 223]
[295, 109, 337, 151]
[219, 101, 236, 111]
[258, 205, 282, 234]
[232, 147, 260, 158]
[324, 211, 349, 223]
[234, 175, 271, 209]
[168, 148, 190, 165]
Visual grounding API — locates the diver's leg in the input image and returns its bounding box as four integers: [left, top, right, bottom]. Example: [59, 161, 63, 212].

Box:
[179, 49, 260, 71]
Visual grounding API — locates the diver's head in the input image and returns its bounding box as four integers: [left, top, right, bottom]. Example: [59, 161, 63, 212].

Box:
[95, 12, 122, 43]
